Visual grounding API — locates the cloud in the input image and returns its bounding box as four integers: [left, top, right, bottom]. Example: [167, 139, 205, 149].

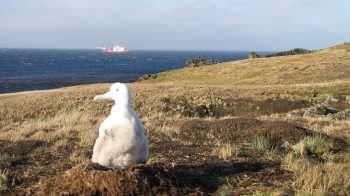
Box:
[0, 0, 349, 50]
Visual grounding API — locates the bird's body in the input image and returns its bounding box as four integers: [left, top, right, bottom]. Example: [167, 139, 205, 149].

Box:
[91, 83, 148, 169]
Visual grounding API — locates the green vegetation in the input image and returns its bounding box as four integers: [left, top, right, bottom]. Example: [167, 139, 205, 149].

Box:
[248, 51, 260, 59]
[0, 154, 17, 167]
[249, 136, 271, 151]
[293, 136, 332, 158]
[265, 48, 312, 57]
[185, 57, 219, 67]
[138, 73, 158, 81]
[0, 170, 12, 192]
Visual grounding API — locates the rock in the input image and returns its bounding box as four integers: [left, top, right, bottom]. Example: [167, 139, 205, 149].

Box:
[303, 104, 330, 117]
[281, 141, 291, 149]
[325, 94, 339, 103]
[288, 104, 340, 118]
[329, 111, 350, 120]
[346, 95, 350, 104]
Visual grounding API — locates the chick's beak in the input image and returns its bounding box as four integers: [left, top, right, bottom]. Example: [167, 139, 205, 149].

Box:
[94, 91, 112, 101]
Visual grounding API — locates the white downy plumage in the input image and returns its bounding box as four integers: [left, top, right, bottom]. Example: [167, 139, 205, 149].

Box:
[91, 83, 149, 169]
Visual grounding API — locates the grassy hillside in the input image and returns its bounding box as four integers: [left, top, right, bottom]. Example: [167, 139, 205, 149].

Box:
[144, 48, 350, 86]
[0, 45, 349, 195]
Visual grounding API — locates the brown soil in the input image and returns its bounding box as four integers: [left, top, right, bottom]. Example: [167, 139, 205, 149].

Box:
[24, 161, 292, 196]
[176, 118, 313, 149]
[159, 97, 311, 118]
[222, 98, 311, 117]
[2, 117, 347, 195]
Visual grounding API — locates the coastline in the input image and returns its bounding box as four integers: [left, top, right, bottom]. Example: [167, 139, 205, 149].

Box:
[0, 49, 249, 94]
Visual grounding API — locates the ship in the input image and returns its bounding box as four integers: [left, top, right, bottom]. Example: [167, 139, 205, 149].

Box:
[99, 45, 129, 53]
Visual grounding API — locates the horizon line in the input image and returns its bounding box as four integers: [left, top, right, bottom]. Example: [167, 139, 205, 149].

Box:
[0, 47, 282, 53]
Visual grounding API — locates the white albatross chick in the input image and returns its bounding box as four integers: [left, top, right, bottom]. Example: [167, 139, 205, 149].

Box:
[91, 83, 149, 169]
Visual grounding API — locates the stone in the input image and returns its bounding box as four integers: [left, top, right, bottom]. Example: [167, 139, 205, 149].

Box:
[346, 95, 350, 104]
[329, 111, 350, 120]
[325, 94, 339, 103]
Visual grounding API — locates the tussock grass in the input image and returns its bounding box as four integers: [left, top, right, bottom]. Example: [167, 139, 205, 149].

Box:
[0, 154, 17, 167]
[292, 136, 332, 158]
[0, 169, 14, 192]
[283, 153, 350, 195]
[212, 143, 239, 160]
[249, 136, 272, 151]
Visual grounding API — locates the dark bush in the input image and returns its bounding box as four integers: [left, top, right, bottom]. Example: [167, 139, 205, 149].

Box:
[185, 57, 219, 68]
[248, 52, 260, 59]
[265, 48, 312, 57]
[138, 74, 158, 81]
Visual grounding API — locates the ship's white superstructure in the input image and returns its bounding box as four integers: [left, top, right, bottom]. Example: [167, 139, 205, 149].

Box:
[101, 45, 129, 53]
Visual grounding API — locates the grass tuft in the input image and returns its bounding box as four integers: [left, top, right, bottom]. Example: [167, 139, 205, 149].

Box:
[0, 169, 14, 192]
[293, 136, 332, 158]
[0, 154, 17, 167]
[212, 143, 239, 160]
[283, 153, 350, 195]
[249, 136, 272, 151]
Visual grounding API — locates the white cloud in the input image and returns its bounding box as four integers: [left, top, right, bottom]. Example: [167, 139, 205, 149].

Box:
[0, 0, 349, 50]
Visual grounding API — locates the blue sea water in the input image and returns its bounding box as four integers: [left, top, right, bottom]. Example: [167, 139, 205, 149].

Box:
[0, 49, 250, 93]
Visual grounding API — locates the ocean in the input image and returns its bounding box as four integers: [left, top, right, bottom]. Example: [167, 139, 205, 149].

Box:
[0, 49, 250, 93]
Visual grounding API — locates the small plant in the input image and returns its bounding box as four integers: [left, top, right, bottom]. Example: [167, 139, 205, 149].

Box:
[0, 154, 17, 167]
[249, 136, 271, 151]
[0, 169, 12, 191]
[147, 155, 163, 164]
[213, 143, 239, 160]
[293, 136, 331, 157]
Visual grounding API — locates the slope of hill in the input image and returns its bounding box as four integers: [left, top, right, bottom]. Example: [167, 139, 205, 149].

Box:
[143, 48, 350, 86]
[0, 45, 349, 195]
[328, 42, 350, 51]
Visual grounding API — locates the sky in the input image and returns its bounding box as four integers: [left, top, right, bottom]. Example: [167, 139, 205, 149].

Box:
[0, 0, 349, 51]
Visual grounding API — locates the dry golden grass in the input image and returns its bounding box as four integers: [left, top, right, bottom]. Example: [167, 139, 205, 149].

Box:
[142, 49, 350, 86]
[283, 153, 350, 195]
[212, 143, 239, 160]
[0, 46, 350, 194]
